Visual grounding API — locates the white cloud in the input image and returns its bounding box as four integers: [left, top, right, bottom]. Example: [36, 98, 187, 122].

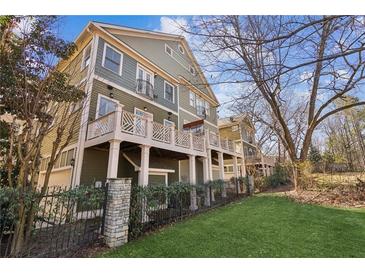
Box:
[156, 17, 189, 38]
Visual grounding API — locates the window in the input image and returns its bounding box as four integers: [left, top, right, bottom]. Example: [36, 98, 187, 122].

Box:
[136, 65, 154, 96]
[196, 97, 204, 116]
[189, 90, 196, 107]
[205, 101, 210, 116]
[103, 44, 122, 75]
[82, 43, 91, 69]
[163, 119, 175, 128]
[97, 95, 117, 118]
[40, 148, 75, 172]
[178, 44, 184, 54]
[189, 65, 196, 75]
[164, 81, 174, 103]
[165, 44, 172, 56]
[232, 125, 239, 132]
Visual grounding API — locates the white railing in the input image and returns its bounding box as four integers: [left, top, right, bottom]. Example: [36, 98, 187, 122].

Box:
[227, 140, 234, 152]
[192, 135, 204, 151]
[175, 130, 190, 148]
[88, 109, 208, 154]
[87, 112, 115, 140]
[152, 122, 171, 143]
[209, 131, 219, 147]
[220, 138, 228, 150]
[121, 111, 147, 137]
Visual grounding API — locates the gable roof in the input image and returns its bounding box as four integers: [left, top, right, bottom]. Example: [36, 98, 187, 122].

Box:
[91, 21, 219, 106]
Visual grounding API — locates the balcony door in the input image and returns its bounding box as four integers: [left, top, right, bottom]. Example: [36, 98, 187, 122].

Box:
[136, 65, 154, 97]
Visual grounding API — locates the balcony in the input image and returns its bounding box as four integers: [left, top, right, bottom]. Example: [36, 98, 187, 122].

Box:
[206, 130, 242, 155]
[86, 107, 206, 156]
[135, 79, 154, 99]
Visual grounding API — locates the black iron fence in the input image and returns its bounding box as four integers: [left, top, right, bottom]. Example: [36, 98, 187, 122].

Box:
[0, 184, 108, 257]
[128, 179, 248, 241]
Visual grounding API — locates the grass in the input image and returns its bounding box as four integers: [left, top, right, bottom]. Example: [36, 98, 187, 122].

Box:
[100, 195, 365, 258]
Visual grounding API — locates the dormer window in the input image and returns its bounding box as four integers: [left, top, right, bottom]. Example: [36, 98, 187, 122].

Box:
[189, 65, 196, 75]
[165, 44, 173, 56]
[178, 44, 184, 54]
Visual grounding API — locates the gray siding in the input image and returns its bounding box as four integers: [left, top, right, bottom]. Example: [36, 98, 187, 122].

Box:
[179, 84, 217, 126]
[113, 34, 211, 96]
[94, 38, 178, 112]
[90, 79, 178, 125]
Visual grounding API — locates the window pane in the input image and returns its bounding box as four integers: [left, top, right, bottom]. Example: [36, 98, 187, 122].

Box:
[104, 46, 121, 74]
[189, 91, 195, 107]
[60, 151, 67, 168]
[165, 83, 174, 102]
[66, 149, 74, 166]
[98, 97, 116, 117]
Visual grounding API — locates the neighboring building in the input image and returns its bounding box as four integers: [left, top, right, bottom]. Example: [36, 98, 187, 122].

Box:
[218, 115, 276, 180]
[38, 21, 246, 190]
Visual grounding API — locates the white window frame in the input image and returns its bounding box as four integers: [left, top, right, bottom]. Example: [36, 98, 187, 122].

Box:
[178, 44, 185, 54]
[232, 125, 239, 132]
[189, 90, 196, 108]
[164, 80, 175, 103]
[81, 43, 92, 70]
[189, 65, 196, 75]
[134, 107, 153, 119]
[102, 43, 123, 76]
[165, 44, 173, 57]
[95, 94, 119, 119]
[163, 119, 175, 128]
[136, 64, 154, 86]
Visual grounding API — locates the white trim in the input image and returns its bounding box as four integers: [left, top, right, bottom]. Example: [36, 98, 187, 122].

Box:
[179, 107, 218, 129]
[102, 42, 123, 76]
[94, 75, 178, 116]
[165, 44, 173, 57]
[163, 119, 175, 127]
[178, 44, 185, 54]
[164, 80, 175, 103]
[95, 93, 119, 119]
[149, 168, 175, 173]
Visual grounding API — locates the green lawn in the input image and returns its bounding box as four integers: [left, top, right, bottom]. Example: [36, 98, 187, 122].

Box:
[100, 195, 365, 258]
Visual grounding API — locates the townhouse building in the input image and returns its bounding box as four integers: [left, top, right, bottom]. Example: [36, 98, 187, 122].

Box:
[38, 21, 246, 194]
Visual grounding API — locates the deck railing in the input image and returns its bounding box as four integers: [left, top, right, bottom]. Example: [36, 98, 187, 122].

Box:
[87, 109, 207, 153]
[87, 112, 116, 140]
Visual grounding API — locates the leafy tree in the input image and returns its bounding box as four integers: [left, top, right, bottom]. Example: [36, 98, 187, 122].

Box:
[309, 144, 322, 165]
[0, 16, 85, 255]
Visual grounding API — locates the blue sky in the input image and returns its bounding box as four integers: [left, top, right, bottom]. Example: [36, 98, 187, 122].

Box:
[59, 16, 164, 41]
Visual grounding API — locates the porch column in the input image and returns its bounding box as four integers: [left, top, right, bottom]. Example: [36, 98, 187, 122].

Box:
[233, 156, 240, 193]
[188, 154, 198, 211]
[138, 145, 150, 186]
[107, 139, 121, 178]
[218, 151, 226, 198]
[206, 148, 214, 202]
[240, 157, 246, 177]
[202, 156, 211, 206]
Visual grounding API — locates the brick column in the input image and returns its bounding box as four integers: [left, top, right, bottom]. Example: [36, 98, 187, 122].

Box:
[103, 178, 132, 248]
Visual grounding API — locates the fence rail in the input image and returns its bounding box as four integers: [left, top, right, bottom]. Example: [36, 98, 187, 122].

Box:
[0, 185, 108, 258]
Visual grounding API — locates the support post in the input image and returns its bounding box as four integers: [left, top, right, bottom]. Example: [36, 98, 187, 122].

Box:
[138, 145, 150, 186]
[232, 156, 239, 193]
[103, 178, 132, 248]
[188, 154, 197, 210]
[218, 151, 226, 198]
[107, 140, 121, 178]
[202, 156, 211, 206]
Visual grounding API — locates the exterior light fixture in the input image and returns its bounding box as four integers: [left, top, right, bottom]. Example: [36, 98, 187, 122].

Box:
[70, 158, 75, 167]
[144, 106, 148, 111]
[167, 111, 172, 121]
[109, 92, 114, 99]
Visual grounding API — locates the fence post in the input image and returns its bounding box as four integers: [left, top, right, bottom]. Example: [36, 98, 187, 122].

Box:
[103, 178, 132, 248]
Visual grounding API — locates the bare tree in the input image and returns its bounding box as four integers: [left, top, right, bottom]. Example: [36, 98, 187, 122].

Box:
[184, 16, 365, 189]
